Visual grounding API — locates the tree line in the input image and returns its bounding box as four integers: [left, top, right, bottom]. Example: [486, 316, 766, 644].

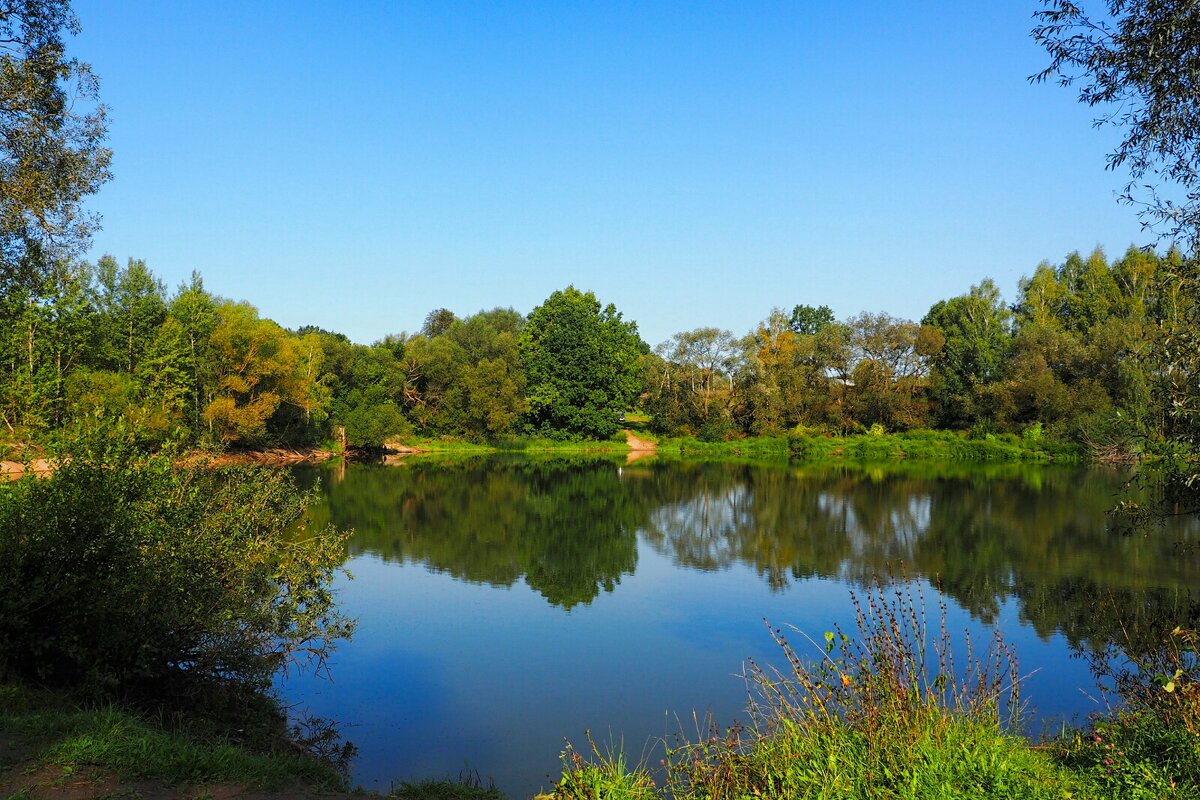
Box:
[1, 244, 1190, 455]
[649, 245, 1190, 456]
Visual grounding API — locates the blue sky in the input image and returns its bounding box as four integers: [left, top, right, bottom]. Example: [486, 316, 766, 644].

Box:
[71, 1, 1145, 347]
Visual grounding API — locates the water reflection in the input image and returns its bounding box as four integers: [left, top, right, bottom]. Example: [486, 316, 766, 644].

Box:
[287, 458, 1200, 796]
[300, 457, 1200, 647]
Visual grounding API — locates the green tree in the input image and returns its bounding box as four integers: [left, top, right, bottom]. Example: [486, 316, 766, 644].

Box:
[91, 256, 167, 374]
[520, 287, 645, 439]
[789, 303, 835, 336]
[841, 312, 940, 431]
[0, 1, 111, 292]
[202, 302, 329, 446]
[646, 327, 742, 439]
[165, 273, 218, 432]
[437, 308, 527, 438]
[0, 260, 100, 433]
[922, 280, 1013, 427]
[1035, 0, 1200, 488]
[421, 307, 456, 338]
[1034, 1, 1200, 248]
[313, 331, 410, 448]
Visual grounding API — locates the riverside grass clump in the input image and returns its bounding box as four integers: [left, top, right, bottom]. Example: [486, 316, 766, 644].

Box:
[658, 429, 1084, 465]
[554, 579, 1078, 800]
[0, 684, 347, 791]
[1053, 626, 1200, 799]
[786, 429, 1084, 464]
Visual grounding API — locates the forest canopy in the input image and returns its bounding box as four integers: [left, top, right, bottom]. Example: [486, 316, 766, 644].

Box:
[0, 244, 1185, 457]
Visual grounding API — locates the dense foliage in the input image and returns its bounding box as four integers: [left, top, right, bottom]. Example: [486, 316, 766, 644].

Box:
[1, 244, 1191, 456]
[0, 434, 353, 697]
[1034, 0, 1200, 498]
[520, 287, 646, 440]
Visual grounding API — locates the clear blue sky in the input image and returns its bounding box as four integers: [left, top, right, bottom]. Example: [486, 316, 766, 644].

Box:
[71, 1, 1146, 347]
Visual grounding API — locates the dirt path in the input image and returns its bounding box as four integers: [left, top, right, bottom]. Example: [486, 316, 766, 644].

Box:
[623, 429, 657, 464]
[624, 429, 656, 451]
[0, 458, 54, 479]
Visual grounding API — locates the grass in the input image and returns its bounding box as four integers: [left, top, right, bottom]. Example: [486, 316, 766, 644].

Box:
[385, 426, 1089, 466]
[650, 429, 1084, 464]
[390, 773, 506, 800]
[660, 435, 791, 461]
[1, 682, 516, 798]
[789, 429, 1085, 463]
[390, 434, 630, 455]
[552, 578, 1197, 799]
[0, 681, 346, 792]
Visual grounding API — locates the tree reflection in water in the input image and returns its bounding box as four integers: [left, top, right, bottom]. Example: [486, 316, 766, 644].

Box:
[298, 457, 1199, 646]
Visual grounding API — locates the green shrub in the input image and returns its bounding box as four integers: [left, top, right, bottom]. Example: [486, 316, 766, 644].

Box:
[0, 436, 353, 698]
[786, 433, 815, 460]
[554, 736, 657, 800]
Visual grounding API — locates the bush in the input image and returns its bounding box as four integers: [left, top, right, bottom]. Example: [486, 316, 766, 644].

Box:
[0, 437, 353, 698]
[1075, 410, 1143, 462]
[786, 433, 815, 460]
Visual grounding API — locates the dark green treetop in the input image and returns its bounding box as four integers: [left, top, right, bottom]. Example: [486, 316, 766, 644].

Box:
[789, 303, 835, 336]
[519, 286, 646, 439]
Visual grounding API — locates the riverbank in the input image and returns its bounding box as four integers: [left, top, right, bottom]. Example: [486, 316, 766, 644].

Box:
[651, 429, 1086, 463]
[0, 681, 505, 800]
[553, 588, 1200, 800]
[0, 428, 1115, 474]
[374, 428, 1086, 464]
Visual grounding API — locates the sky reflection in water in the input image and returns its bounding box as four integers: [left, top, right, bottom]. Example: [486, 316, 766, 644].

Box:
[282, 458, 1199, 798]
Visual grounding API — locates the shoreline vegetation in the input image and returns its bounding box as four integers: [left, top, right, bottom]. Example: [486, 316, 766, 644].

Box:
[4, 583, 1196, 799]
[3, 249, 1187, 472]
[232, 427, 1093, 465]
[0, 427, 1104, 484]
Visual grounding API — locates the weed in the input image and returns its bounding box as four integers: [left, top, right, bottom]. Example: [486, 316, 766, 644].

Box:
[389, 769, 504, 799]
[553, 732, 656, 800]
[554, 576, 1078, 799]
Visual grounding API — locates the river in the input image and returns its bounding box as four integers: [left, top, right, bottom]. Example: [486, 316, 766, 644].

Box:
[284, 456, 1199, 798]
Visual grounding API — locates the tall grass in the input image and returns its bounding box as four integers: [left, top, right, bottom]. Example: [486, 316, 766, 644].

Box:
[555, 578, 1079, 799]
[787, 429, 1084, 464]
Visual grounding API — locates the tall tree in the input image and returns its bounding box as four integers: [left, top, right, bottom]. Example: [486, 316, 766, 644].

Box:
[844, 312, 941, 430]
[922, 280, 1012, 427]
[0, 1, 111, 292]
[520, 287, 645, 439]
[201, 302, 329, 446]
[1035, 0, 1200, 486]
[645, 327, 743, 438]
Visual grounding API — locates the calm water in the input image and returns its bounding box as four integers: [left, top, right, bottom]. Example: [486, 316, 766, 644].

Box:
[284, 457, 1200, 798]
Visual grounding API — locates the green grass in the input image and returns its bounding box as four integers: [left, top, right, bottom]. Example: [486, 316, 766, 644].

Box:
[1054, 709, 1200, 799]
[0, 682, 346, 791]
[389, 774, 506, 800]
[787, 429, 1084, 463]
[552, 579, 1197, 800]
[646, 430, 1084, 465]
[385, 427, 1089, 465]
[391, 435, 630, 455]
[660, 435, 790, 461]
